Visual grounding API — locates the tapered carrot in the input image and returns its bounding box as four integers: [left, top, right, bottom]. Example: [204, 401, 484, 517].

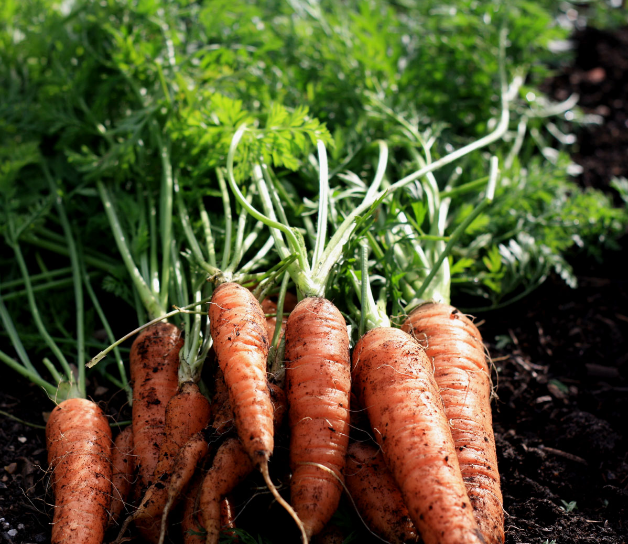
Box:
[345, 442, 418, 544]
[284, 297, 351, 540]
[209, 281, 305, 540]
[199, 382, 287, 544]
[200, 437, 255, 544]
[46, 398, 112, 544]
[109, 425, 135, 526]
[130, 322, 182, 488]
[209, 282, 273, 465]
[351, 327, 484, 544]
[402, 303, 503, 544]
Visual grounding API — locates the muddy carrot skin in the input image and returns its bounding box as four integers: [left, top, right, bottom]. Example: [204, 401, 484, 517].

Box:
[109, 425, 135, 525]
[402, 303, 504, 544]
[345, 442, 418, 544]
[130, 322, 182, 488]
[132, 384, 211, 543]
[46, 398, 113, 544]
[211, 367, 234, 436]
[181, 473, 205, 544]
[199, 437, 255, 544]
[351, 327, 484, 544]
[209, 282, 273, 467]
[284, 297, 351, 539]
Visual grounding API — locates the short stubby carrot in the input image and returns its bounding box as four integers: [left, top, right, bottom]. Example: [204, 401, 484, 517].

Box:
[109, 425, 135, 525]
[46, 397, 112, 544]
[403, 303, 504, 544]
[209, 282, 273, 467]
[345, 442, 418, 544]
[130, 322, 182, 488]
[284, 297, 351, 539]
[351, 327, 484, 544]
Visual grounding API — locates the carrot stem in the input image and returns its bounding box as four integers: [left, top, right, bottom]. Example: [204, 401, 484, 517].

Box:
[97, 180, 167, 319]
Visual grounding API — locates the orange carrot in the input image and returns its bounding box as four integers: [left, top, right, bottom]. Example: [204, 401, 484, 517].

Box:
[345, 442, 418, 544]
[109, 425, 135, 525]
[199, 437, 255, 544]
[199, 382, 287, 544]
[117, 382, 211, 543]
[209, 282, 305, 540]
[209, 282, 273, 466]
[219, 495, 237, 534]
[402, 303, 503, 544]
[284, 297, 351, 540]
[181, 472, 205, 544]
[130, 322, 182, 488]
[46, 398, 112, 544]
[351, 327, 484, 544]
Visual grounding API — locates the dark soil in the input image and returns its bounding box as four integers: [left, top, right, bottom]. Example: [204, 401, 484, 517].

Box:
[2, 23, 628, 544]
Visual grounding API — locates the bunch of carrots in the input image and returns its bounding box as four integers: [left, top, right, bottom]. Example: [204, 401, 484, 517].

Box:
[30, 80, 523, 543]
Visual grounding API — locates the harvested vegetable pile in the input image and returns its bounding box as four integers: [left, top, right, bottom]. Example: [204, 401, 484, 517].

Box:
[1, 1, 627, 543]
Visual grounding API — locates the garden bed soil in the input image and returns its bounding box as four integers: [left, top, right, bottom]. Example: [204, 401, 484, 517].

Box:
[2, 23, 628, 544]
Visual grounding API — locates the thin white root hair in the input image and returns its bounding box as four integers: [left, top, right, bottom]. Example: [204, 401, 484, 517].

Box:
[260, 460, 308, 544]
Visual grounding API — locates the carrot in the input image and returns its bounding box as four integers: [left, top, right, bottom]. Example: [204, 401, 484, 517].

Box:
[345, 442, 418, 544]
[46, 397, 112, 544]
[157, 430, 213, 544]
[402, 303, 504, 544]
[116, 382, 211, 543]
[209, 281, 304, 540]
[284, 296, 351, 540]
[199, 382, 287, 544]
[181, 472, 205, 544]
[209, 282, 273, 466]
[109, 425, 135, 526]
[199, 437, 255, 544]
[351, 326, 484, 544]
[220, 495, 237, 534]
[130, 322, 182, 488]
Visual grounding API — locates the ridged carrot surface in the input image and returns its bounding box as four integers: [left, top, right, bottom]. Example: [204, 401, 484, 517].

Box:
[209, 282, 273, 466]
[109, 425, 135, 525]
[351, 327, 484, 544]
[46, 398, 112, 544]
[402, 302, 504, 544]
[130, 322, 182, 488]
[284, 297, 351, 539]
[345, 442, 418, 544]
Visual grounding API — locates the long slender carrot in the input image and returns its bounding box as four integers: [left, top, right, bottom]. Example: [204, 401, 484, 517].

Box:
[209, 282, 306, 540]
[284, 297, 351, 540]
[109, 425, 135, 526]
[402, 302, 504, 544]
[209, 282, 273, 465]
[46, 398, 112, 544]
[130, 322, 182, 488]
[345, 442, 418, 544]
[351, 327, 484, 544]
